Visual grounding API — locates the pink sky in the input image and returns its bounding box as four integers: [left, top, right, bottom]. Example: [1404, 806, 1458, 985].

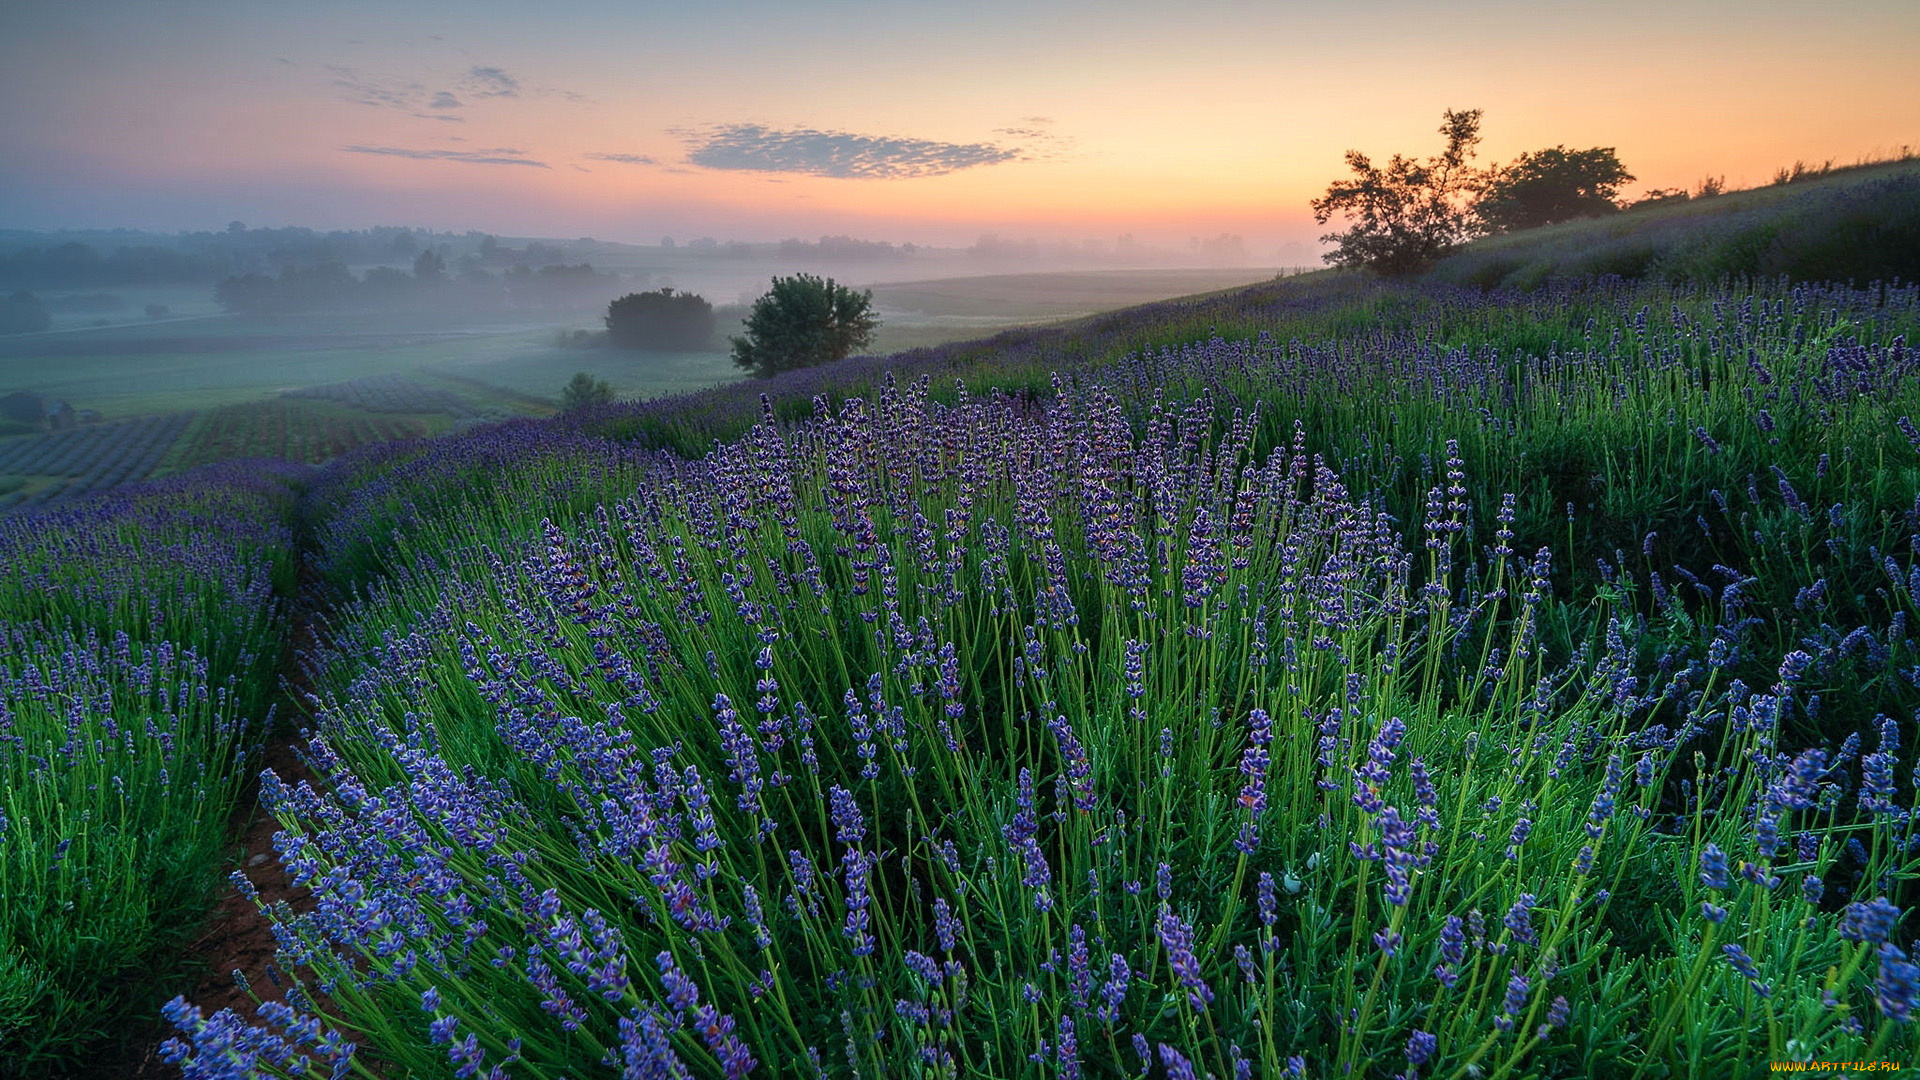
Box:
[3, 0, 1916, 256]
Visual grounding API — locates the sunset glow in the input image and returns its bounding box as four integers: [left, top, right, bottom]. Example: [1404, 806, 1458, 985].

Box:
[4, 0, 1916, 253]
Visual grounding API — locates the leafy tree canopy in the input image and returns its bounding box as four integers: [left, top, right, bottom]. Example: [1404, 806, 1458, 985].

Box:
[1, 291, 51, 334]
[604, 288, 716, 351]
[730, 274, 878, 378]
[560, 371, 613, 411]
[1476, 146, 1635, 232]
[1311, 108, 1485, 277]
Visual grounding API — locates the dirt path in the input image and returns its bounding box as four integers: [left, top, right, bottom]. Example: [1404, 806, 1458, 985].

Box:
[129, 570, 331, 1076]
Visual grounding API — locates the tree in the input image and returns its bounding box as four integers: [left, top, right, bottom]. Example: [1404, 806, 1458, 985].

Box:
[413, 248, 447, 283]
[560, 371, 614, 411]
[1313, 108, 1489, 272]
[605, 288, 716, 351]
[730, 274, 879, 378]
[1, 291, 51, 334]
[1475, 146, 1635, 232]
[1312, 108, 1485, 276]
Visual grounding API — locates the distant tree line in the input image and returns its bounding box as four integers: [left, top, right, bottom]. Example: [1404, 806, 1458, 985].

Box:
[0, 225, 574, 291]
[214, 257, 614, 315]
[0, 243, 236, 290]
[776, 235, 917, 262]
[1, 291, 51, 334]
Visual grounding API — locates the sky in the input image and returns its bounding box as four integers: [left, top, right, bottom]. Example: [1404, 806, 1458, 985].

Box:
[2, 0, 1917, 256]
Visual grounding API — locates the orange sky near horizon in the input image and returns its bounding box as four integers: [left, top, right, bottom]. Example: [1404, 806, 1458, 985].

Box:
[3, 0, 1916, 255]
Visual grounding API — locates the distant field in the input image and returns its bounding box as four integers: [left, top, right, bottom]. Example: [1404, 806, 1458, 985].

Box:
[0, 267, 1282, 511]
[865, 267, 1285, 352]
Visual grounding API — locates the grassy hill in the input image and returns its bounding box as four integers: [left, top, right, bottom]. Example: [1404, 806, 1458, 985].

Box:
[1429, 157, 1920, 290]
[6, 187, 1920, 1077]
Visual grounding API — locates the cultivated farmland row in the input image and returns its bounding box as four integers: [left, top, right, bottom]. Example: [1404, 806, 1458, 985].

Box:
[0, 413, 193, 511]
[282, 372, 481, 418]
[167, 400, 428, 472]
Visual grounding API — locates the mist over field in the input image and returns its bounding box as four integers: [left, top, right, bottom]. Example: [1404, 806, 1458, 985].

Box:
[0, 221, 1297, 510]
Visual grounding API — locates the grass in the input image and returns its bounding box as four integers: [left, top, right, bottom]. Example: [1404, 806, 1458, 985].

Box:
[9, 195, 1920, 1077]
[0, 467, 300, 1074]
[1430, 158, 1920, 290]
[145, 268, 1920, 1079]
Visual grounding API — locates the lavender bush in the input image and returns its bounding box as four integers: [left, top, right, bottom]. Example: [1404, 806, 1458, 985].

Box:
[162, 264, 1920, 1076]
[1, 463, 300, 1072]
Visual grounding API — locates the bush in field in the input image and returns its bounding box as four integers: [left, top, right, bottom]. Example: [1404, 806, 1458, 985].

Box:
[559, 371, 613, 411]
[1475, 145, 1636, 232]
[604, 288, 717, 351]
[730, 273, 878, 377]
[1312, 108, 1486, 275]
[1, 290, 51, 333]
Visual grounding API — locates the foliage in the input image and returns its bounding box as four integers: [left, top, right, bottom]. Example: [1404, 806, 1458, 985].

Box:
[153, 271, 1920, 1079]
[1311, 108, 1486, 276]
[0, 413, 193, 512]
[0, 468, 298, 1074]
[1475, 145, 1635, 232]
[730, 273, 879, 377]
[212, 260, 611, 314]
[604, 288, 717, 352]
[559, 371, 614, 411]
[1, 290, 52, 333]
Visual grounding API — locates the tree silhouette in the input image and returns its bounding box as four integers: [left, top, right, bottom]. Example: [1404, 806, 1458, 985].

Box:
[1476, 146, 1635, 232]
[730, 274, 879, 378]
[1311, 108, 1484, 276]
[604, 288, 716, 351]
[560, 371, 613, 411]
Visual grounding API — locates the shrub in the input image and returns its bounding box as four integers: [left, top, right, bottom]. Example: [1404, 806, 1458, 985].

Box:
[730, 273, 879, 377]
[604, 288, 716, 351]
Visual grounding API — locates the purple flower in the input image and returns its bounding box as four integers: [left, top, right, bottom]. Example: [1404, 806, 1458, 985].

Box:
[1699, 844, 1729, 890]
[828, 784, 865, 846]
[1098, 953, 1129, 1024]
[1157, 908, 1213, 1012]
[1841, 897, 1902, 944]
[1877, 942, 1920, 1021]
[1406, 1029, 1437, 1066]
[1504, 894, 1538, 947]
[1158, 1043, 1198, 1080]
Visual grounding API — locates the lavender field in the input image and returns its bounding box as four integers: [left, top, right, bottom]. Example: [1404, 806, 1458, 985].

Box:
[6, 268, 1920, 1078]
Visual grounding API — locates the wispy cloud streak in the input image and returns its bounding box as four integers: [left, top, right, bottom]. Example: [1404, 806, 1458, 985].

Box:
[683, 124, 1020, 179]
[462, 66, 521, 99]
[342, 145, 549, 168]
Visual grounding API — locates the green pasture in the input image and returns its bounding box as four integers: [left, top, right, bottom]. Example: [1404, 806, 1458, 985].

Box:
[0, 269, 1286, 428]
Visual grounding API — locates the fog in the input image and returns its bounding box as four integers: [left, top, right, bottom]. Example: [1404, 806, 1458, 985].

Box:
[0, 221, 1300, 512]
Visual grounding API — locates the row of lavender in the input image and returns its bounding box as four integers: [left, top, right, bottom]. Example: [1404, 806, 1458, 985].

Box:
[0, 412, 194, 511]
[0, 463, 301, 1073]
[164, 276, 1920, 1077]
[283, 374, 481, 419]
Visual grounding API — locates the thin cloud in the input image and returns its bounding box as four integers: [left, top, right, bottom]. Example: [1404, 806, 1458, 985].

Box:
[329, 65, 426, 110]
[343, 145, 549, 168]
[463, 66, 521, 99]
[429, 91, 462, 110]
[683, 124, 1020, 179]
[994, 122, 1076, 162]
[584, 152, 658, 166]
